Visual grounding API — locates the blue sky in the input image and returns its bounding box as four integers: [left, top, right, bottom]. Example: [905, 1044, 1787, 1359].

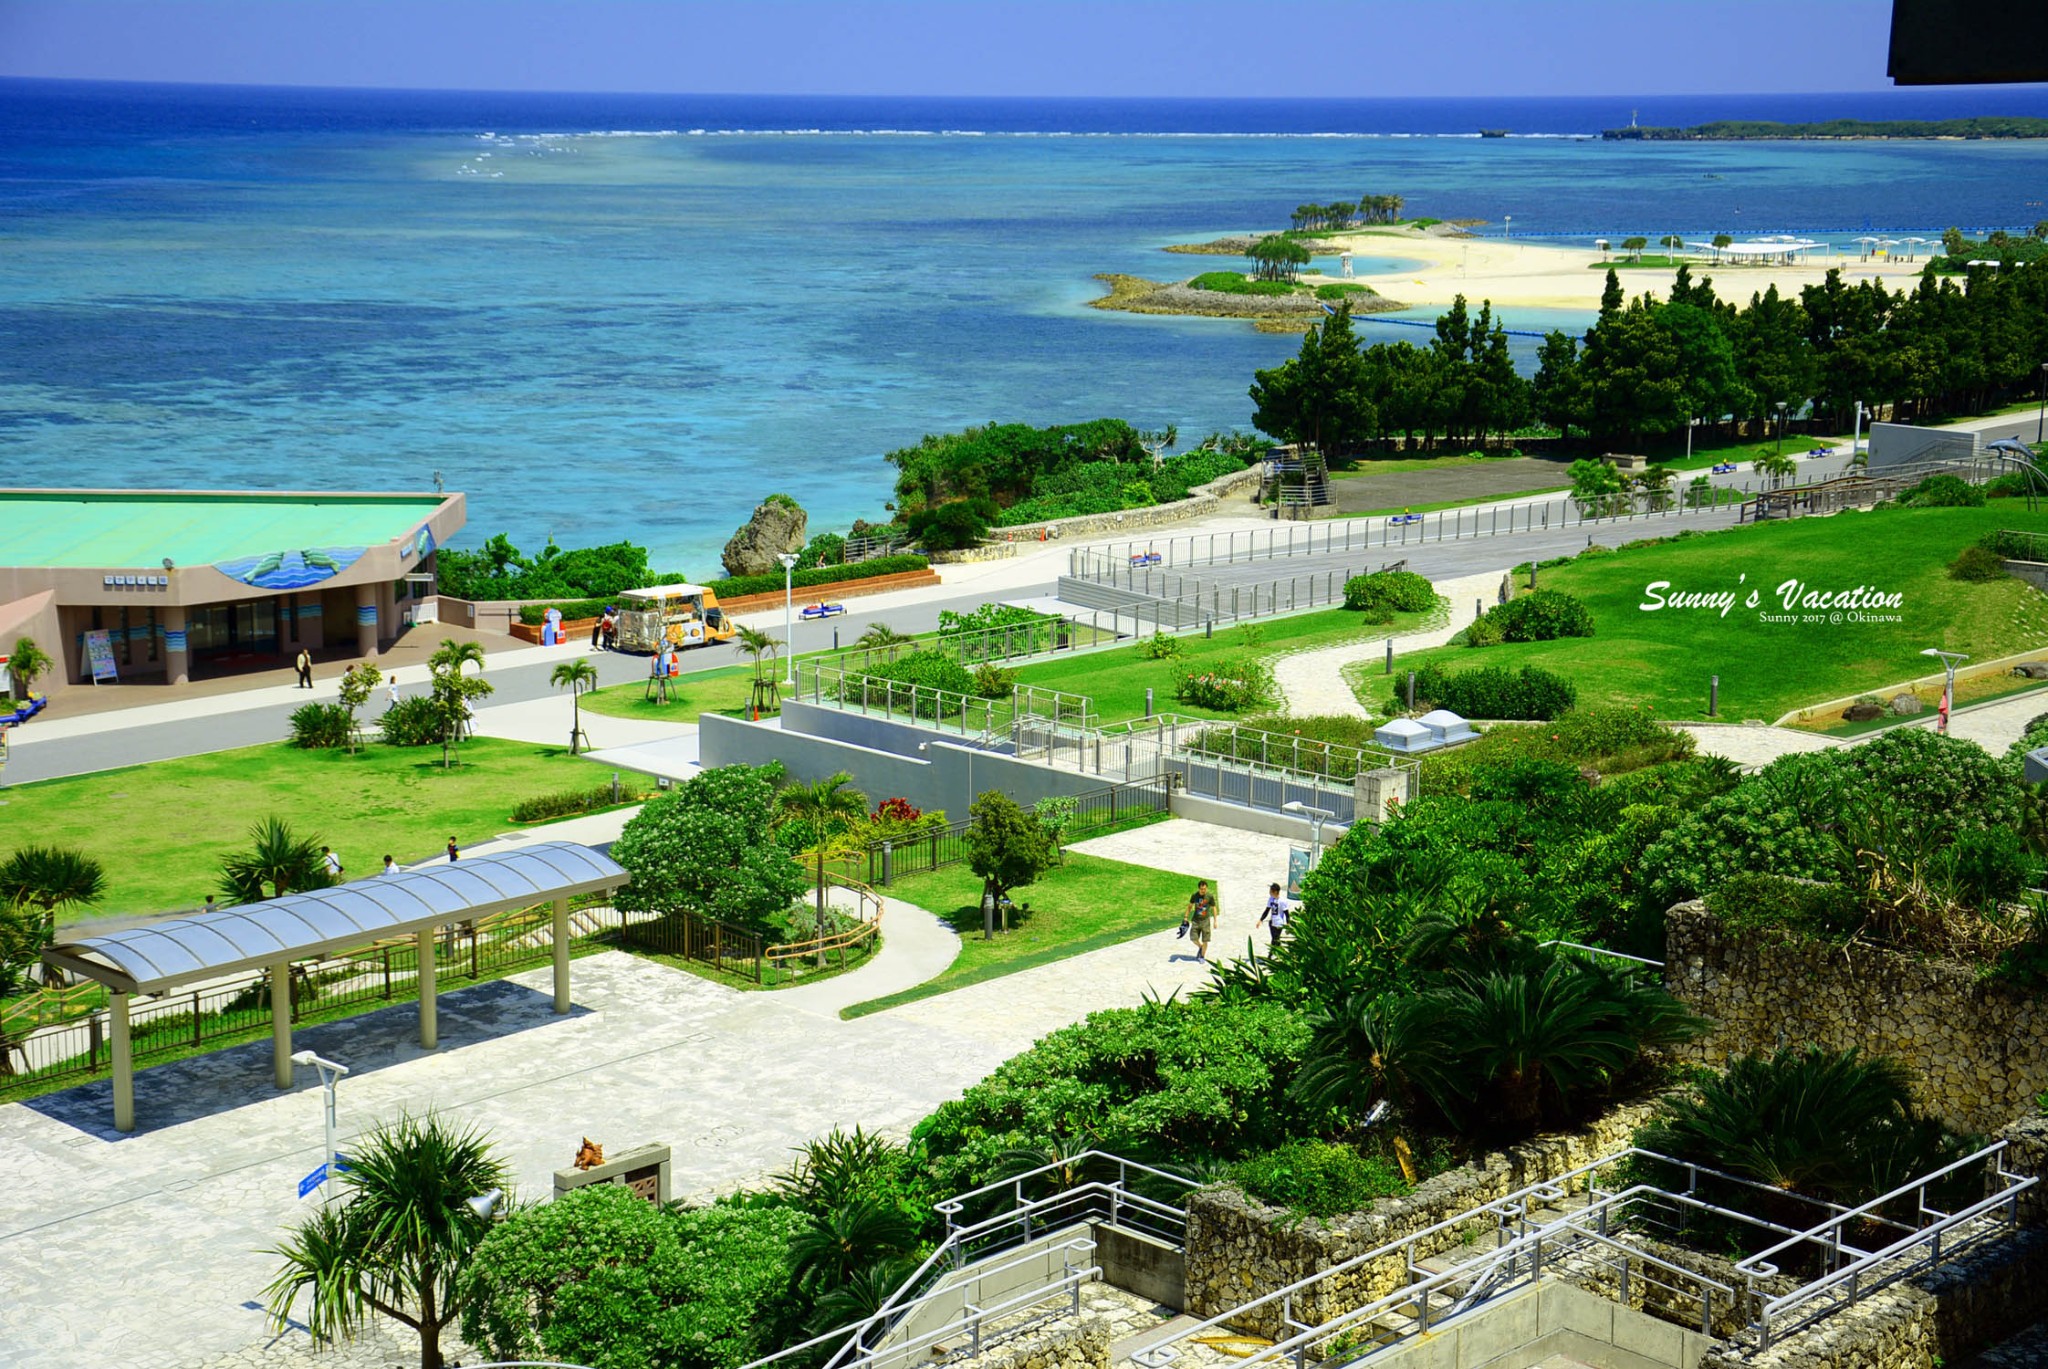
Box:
[0, 0, 1964, 98]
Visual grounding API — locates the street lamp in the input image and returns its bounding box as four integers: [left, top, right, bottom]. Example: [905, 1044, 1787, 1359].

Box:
[1282, 800, 1336, 868]
[776, 552, 800, 688]
[2036, 362, 2047, 444]
[1503, 214, 1512, 240]
[1920, 648, 1968, 736]
[1774, 402, 1789, 458]
[291, 1050, 349, 1203]
[467, 1187, 506, 1220]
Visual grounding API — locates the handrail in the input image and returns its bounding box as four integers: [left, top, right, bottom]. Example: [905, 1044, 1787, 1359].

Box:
[936, 1149, 1201, 1222]
[1538, 940, 1666, 970]
[1734, 1139, 2017, 1277]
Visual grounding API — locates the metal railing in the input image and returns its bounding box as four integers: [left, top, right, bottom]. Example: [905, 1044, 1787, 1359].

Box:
[824, 617, 1111, 676]
[797, 660, 1096, 736]
[741, 1151, 1200, 1369]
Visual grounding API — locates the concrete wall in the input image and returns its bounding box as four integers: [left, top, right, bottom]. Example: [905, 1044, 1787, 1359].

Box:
[946, 1314, 1107, 1369]
[1094, 1224, 1185, 1311]
[1358, 1280, 1709, 1369]
[1866, 421, 1979, 471]
[885, 1223, 1098, 1354]
[1168, 793, 1351, 845]
[1664, 904, 2048, 1134]
[699, 709, 1114, 817]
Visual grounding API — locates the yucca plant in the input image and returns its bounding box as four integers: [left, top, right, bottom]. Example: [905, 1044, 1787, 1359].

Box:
[264, 1112, 511, 1369]
[220, 817, 332, 903]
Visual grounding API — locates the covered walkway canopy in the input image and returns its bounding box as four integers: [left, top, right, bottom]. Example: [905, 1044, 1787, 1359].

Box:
[43, 841, 628, 1132]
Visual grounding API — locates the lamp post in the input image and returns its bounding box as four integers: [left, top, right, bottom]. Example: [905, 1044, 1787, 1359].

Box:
[1282, 800, 1336, 868]
[1503, 214, 1512, 240]
[1774, 402, 1789, 458]
[291, 1050, 349, 1203]
[1920, 648, 1968, 736]
[777, 552, 800, 688]
[2037, 362, 2047, 444]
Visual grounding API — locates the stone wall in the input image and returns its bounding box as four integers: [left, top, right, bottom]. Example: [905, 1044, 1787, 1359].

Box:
[1693, 1230, 2048, 1369]
[1663, 905, 2048, 1135]
[949, 1314, 1107, 1369]
[1183, 1100, 1658, 1337]
[988, 466, 1265, 545]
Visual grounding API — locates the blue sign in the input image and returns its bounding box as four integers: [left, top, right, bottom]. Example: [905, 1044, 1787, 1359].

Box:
[298, 1163, 329, 1199]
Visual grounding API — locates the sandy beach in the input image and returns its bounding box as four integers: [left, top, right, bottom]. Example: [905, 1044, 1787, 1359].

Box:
[1305, 226, 1936, 312]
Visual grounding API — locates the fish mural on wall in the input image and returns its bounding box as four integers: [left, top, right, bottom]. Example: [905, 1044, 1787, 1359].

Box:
[214, 546, 367, 590]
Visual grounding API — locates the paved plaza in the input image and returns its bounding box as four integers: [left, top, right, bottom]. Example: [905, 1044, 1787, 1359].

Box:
[0, 820, 1293, 1369]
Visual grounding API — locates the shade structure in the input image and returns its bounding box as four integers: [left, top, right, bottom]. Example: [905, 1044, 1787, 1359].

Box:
[45, 841, 627, 996]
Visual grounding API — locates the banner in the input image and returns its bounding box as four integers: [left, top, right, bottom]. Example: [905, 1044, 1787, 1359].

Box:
[83, 629, 118, 683]
[1286, 846, 1313, 899]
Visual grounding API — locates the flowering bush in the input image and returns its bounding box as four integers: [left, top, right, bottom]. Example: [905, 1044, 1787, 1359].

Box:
[873, 797, 921, 825]
[1175, 658, 1277, 712]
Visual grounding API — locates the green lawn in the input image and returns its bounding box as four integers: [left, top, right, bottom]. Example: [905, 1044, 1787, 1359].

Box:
[3, 738, 610, 921]
[1366, 505, 2048, 723]
[580, 663, 759, 724]
[1012, 605, 1441, 724]
[842, 851, 1207, 1018]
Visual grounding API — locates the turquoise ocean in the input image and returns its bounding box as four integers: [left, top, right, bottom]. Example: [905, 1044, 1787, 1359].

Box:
[4, 81, 2047, 569]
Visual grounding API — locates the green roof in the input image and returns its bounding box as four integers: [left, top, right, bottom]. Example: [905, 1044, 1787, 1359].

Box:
[0, 492, 447, 570]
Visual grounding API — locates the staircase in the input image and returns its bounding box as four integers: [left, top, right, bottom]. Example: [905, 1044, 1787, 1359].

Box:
[1263, 449, 1333, 520]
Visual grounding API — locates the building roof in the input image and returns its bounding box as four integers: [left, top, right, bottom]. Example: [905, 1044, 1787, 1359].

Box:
[43, 842, 627, 995]
[0, 490, 449, 570]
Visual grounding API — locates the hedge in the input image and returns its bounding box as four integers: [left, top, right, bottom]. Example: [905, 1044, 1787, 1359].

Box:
[516, 555, 932, 624]
[1409, 662, 1578, 720]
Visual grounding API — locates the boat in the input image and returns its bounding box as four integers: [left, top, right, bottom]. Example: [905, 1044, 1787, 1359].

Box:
[1479, 129, 1509, 139]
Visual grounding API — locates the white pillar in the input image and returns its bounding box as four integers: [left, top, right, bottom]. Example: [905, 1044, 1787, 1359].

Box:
[271, 960, 293, 1089]
[417, 929, 437, 1049]
[552, 896, 571, 1014]
[111, 993, 134, 1134]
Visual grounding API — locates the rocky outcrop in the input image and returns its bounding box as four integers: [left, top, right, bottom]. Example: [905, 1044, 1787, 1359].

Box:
[722, 496, 808, 577]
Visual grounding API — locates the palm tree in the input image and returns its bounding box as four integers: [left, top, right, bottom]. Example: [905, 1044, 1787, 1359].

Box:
[0, 846, 107, 983]
[0, 845, 106, 940]
[787, 1195, 920, 1296]
[1711, 233, 1733, 263]
[7, 637, 52, 703]
[1660, 234, 1684, 255]
[550, 657, 597, 754]
[264, 1112, 511, 1369]
[1756, 450, 1798, 489]
[220, 817, 333, 903]
[429, 638, 486, 677]
[734, 623, 781, 718]
[777, 772, 869, 959]
[1621, 235, 1648, 263]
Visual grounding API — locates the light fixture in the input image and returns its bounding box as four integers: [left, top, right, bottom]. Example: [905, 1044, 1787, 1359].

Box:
[467, 1187, 504, 1220]
[162, 557, 174, 572]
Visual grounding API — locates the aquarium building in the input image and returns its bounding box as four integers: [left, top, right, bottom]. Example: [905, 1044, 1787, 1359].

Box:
[0, 488, 465, 692]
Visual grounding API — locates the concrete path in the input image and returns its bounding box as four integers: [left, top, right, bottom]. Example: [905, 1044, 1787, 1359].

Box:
[1678, 689, 2047, 769]
[1269, 569, 1508, 718]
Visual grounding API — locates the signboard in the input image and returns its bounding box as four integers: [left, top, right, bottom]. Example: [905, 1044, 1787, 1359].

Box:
[83, 630, 118, 684]
[1286, 846, 1314, 899]
[298, 1162, 329, 1199]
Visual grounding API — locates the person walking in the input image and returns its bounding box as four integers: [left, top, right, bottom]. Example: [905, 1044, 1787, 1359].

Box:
[446, 837, 460, 863]
[1182, 879, 1217, 962]
[385, 673, 400, 710]
[294, 647, 314, 689]
[381, 854, 398, 877]
[321, 845, 344, 880]
[1256, 882, 1292, 947]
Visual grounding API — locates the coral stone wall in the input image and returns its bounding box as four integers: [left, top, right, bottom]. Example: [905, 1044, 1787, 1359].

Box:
[1663, 904, 2048, 1135]
[950, 1315, 1108, 1369]
[1183, 1101, 1659, 1337]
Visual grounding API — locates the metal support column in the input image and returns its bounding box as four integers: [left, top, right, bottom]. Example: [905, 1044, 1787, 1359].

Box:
[552, 896, 571, 1013]
[271, 958, 293, 1089]
[417, 928, 438, 1049]
[111, 992, 134, 1133]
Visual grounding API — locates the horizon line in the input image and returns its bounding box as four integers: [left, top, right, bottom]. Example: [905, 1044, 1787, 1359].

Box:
[5, 73, 2037, 105]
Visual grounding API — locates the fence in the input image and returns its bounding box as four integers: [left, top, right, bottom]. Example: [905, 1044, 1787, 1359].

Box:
[862, 776, 1172, 885]
[796, 660, 1096, 736]
[0, 898, 780, 1102]
[822, 616, 1114, 676]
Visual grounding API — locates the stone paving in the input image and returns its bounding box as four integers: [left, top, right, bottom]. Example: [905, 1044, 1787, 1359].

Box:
[1678, 688, 2047, 770]
[1269, 569, 1508, 719]
[0, 819, 1283, 1369]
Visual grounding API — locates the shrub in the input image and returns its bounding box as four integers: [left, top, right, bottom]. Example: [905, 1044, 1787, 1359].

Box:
[1229, 1139, 1410, 1217]
[907, 499, 997, 551]
[845, 651, 980, 717]
[1408, 663, 1577, 720]
[514, 596, 613, 626]
[2003, 710, 2048, 764]
[1706, 872, 1864, 940]
[1900, 473, 1984, 507]
[1462, 614, 1504, 647]
[1948, 544, 2010, 581]
[510, 783, 639, 823]
[1175, 658, 1278, 712]
[1189, 271, 1297, 297]
[972, 662, 1017, 699]
[1342, 570, 1438, 615]
[611, 763, 809, 931]
[937, 603, 1052, 636]
[704, 553, 932, 601]
[379, 694, 447, 747]
[287, 702, 353, 750]
[1141, 630, 1184, 660]
[1483, 590, 1594, 643]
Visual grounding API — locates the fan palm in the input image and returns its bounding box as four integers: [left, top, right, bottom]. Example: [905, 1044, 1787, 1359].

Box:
[429, 638, 487, 677]
[264, 1112, 511, 1369]
[549, 656, 598, 754]
[856, 622, 915, 651]
[0, 844, 106, 947]
[220, 817, 333, 903]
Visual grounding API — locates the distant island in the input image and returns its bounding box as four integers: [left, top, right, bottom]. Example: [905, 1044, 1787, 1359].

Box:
[1604, 116, 2048, 141]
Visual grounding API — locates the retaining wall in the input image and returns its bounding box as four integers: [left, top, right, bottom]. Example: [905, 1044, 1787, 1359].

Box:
[1663, 905, 2048, 1135]
[988, 466, 1264, 544]
[1183, 1100, 1659, 1337]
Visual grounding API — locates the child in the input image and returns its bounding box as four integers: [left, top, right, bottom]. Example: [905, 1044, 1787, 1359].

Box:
[1256, 882, 1292, 947]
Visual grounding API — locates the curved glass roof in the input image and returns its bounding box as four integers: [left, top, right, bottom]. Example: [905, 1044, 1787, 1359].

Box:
[45, 841, 627, 995]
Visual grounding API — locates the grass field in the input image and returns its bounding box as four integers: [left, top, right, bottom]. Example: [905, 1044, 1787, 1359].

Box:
[1366, 505, 2048, 723]
[842, 851, 1205, 1018]
[4, 738, 609, 921]
[1011, 605, 1441, 724]
[579, 663, 759, 724]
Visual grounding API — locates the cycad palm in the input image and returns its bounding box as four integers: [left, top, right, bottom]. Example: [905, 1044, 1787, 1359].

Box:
[220, 817, 332, 903]
[0, 844, 106, 943]
[787, 1196, 920, 1294]
[430, 639, 487, 676]
[549, 656, 598, 754]
[264, 1112, 510, 1369]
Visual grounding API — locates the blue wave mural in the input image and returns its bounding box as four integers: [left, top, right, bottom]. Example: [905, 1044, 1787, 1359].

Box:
[214, 546, 367, 591]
